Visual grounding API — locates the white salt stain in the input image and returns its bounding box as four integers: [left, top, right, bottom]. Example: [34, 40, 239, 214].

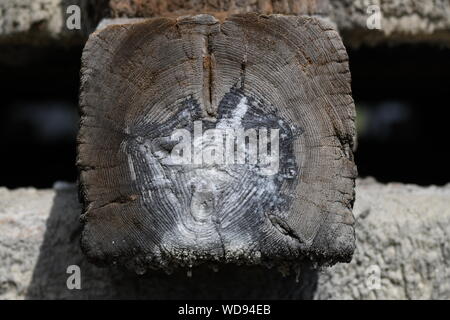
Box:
[127, 154, 137, 181]
[217, 96, 248, 129]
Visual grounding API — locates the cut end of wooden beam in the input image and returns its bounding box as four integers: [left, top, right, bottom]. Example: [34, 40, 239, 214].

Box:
[77, 13, 357, 274]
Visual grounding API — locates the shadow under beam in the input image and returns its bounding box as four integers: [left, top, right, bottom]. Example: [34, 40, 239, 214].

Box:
[26, 184, 318, 299]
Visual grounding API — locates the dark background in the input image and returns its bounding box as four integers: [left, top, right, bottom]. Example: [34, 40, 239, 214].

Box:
[1, 44, 449, 188]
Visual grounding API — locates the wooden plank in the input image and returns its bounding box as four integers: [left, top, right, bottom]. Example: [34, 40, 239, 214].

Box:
[77, 13, 357, 273]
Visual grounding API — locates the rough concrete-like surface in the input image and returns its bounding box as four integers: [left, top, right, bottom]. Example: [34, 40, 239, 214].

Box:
[2, 0, 450, 47]
[0, 179, 449, 299]
[315, 178, 450, 299]
[0, 0, 107, 44]
[330, 0, 450, 47]
[0, 0, 77, 44]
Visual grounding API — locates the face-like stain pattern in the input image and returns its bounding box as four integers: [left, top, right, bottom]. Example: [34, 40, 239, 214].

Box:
[120, 86, 302, 265]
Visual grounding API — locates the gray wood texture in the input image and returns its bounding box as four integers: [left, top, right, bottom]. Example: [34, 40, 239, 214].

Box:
[77, 13, 357, 273]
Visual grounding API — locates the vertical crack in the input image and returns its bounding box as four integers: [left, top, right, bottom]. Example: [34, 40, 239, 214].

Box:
[240, 56, 247, 91]
[202, 32, 216, 117]
[213, 214, 227, 261]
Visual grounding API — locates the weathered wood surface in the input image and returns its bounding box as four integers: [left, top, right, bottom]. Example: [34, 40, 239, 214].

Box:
[107, 0, 450, 47]
[77, 14, 357, 273]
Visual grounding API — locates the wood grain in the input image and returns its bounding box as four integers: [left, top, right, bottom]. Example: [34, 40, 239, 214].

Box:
[77, 13, 357, 273]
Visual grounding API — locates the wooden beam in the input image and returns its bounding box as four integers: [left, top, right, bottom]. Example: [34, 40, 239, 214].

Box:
[77, 13, 357, 273]
[108, 0, 330, 17]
